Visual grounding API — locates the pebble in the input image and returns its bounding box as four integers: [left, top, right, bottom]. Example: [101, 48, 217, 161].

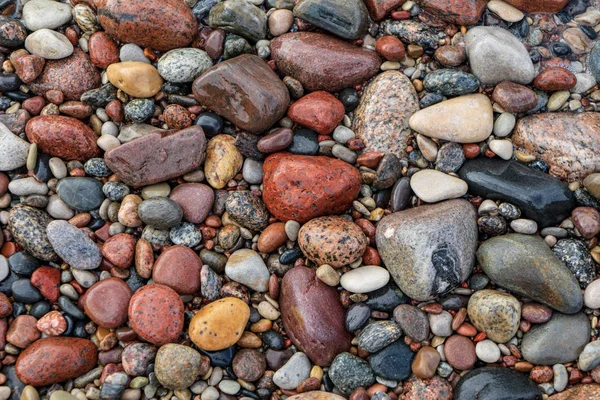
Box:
[25, 29, 73, 60]
[138, 197, 183, 230]
[329, 352, 375, 396]
[340, 266, 389, 293]
[410, 170, 468, 202]
[47, 220, 102, 270]
[584, 279, 600, 309]
[189, 297, 250, 351]
[107, 62, 163, 98]
[8, 177, 48, 196]
[22, 0, 73, 31]
[370, 340, 414, 380]
[82, 277, 132, 328]
[411, 346, 440, 379]
[429, 311, 453, 337]
[444, 335, 476, 370]
[578, 341, 600, 371]
[158, 48, 212, 83]
[225, 249, 270, 292]
[155, 344, 202, 390]
[204, 134, 243, 189]
[269, 9, 293, 36]
[468, 289, 521, 343]
[423, 69, 480, 97]
[393, 304, 429, 341]
[226, 191, 269, 231]
[0, 122, 31, 171]
[475, 340, 501, 363]
[272, 352, 311, 390]
[454, 367, 541, 400]
[169, 183, 214, 224]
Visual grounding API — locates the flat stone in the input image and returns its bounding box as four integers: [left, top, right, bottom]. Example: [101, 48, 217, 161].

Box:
[444, 335, 476, 370]
[340, 266, 389, 294]
[410, 170, 468, 203]
[0, 121, 28, 171]
[8, 205, 57, 261]
[492, 81, 538, 113]
[376, 199, 478, 301]
[379, 20, 439, 49]
[357, 320, 402, 353]
[286, 392, 345, 400]
[370, 340, 414, 381]
[47, 220, 102, 270]
[364, 0, 405, 21]
[503, 0, 567, 13]
[208, 0, 266, 42]
[169, 183, 214, 224]
[22, 0, 72, 31]
[57, 177, 105, 212]
[393, 304, 430, 341]
[418, 0, 487, 25]
[288, 91, 344, 135]
[82, 277, 132, 328]
[477, 234, 583, 314]
[578, 341, 600, 371]
[138, 197, 183, 229]
[549, 385, 600, 400]
[293, 0, 368, 40]
[423, 69, 480, 97]
[158, 48, 212, 83]
[272, 352, 311, 390]
[225, 249, 270, 292]
[189, 297, 250, 351]
[467, 289, 520, 343]
[454, 367, 542, 400]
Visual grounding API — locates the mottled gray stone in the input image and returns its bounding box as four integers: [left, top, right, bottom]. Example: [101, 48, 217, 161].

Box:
[157, 48, 213, 83]
[138, 197, 183, 230]
[357, 321, 402, 353]
[47, 220, 102, 270]
[328, 352, 375, 395]
[57, 177, 105, 211]
[8, 205, 57, 261]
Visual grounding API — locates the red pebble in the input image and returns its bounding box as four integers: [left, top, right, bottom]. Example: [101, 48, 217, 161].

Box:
[30, 266, 61, 302]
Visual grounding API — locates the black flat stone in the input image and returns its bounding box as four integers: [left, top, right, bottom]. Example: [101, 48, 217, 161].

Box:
[454, 366, 542, 400]
[57, 177, 105, 211]
[369, 341, 414, 381]
[457, 158, 575, 228]
[345, 302, 371, 332]
[199, 345, 235, 367]
[11, 279, 42, 303]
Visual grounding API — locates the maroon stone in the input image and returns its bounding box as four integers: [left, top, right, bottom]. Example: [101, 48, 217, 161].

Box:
[169, 183, 214, 224]
[257, 128, 294, 153]
[102, 233, 135, 269]
[232, 349, 267, 382]
[287, 91, 345, 135]
[533, 67, 577, 91]
[492, 81, 538, 113]
[88, 31, 120, 69]
[7, 315, 40, 348]
[0, 293, 11, 318]
[152, 245, 202, 294]
[30, 265, 61, 302]
[503, 0, 568, 13]
[572, 207, 600, 239]
[58, 101, 94, 119]
[364, 0, 406, 21]
[418, 0, 487, 25]
[82, 277, 132, 329]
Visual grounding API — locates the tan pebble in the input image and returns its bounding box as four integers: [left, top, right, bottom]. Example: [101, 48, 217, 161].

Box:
[118, 194, 142, 227]
[316, 264, 339, 286]
[106, 62, 163, 98]
[237, 331, 262, 348]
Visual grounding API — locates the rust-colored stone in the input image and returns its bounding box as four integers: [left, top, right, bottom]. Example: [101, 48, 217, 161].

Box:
[82, 277, 132, 329]
[492, 81, 538, 113]
[549, 384, 600, 399]
[153, 245, 202, 294]
[288, 91, 345, 135]
[102, 233, 135, 269]
[375, 36, 406, 61]
[418, 0, 487, 25]
[88, 31, 120, 69]
[533, 67, 577, 91]
[364, 0, 406, 21]
[7, 315, 40, 348]
[257, 222, 287, 253]
[503, 0, 568, 13]
[36, 311, 67, 336]
[30, 265, 61, 302]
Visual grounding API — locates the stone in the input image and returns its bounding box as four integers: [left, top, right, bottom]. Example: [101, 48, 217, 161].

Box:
[26, 115, 100, 161]
[258, 128, 293, 153]
[189, 297, 250, 351]
[409, 94, 493, 143]
[458, 158, 576, 228]
[403, 376, 453, 400]
[467, 289, 521, 343]
[270, 32, 380, 92]
[209, 0, 266, 42]
[410, 170, 468, 203]
[96, 0, 197, 51]
[423, 69, 480, 97]
[584, 173, 600, 200]
[30, 49, 100, 101]
[585, 279, 600, 309]
[225, 191, 269, 231]
[578, 341, 600, 371]
[358, 320, 402, 352]
[444, 335, 476, 370]
[233, 349, 266, 381]
[269, 9, 294, 36]
[293, 0, 368, 40]
[15, 337, 97, 386]
[288, 129, 319, 155]
[513, 113, 600, 180]
[288, 91, 344, 135]
[521, 313, 590, 365]
[477, 234, 583, 314]
[492, 81, 538, 113]
[107, 62, 163, 98]
[380, 20, 438, 49]
[47, 220, 102, 270]
[521, 303, 552, 324]
[263, 153, 361, 223]
[7, 177, 47, 196]
[454, 367, 542, 400]
[298, 216, 367, 268]
[225, 249, 270, 292]
[122, 343, 157, 376]
[138, 197, 183, 229]
[158, 48, 212, 83]
[376, 199, 477, 301]
[169, 183, 214, 224]
[549, 385, 600, 400]
[25, 29, 73, 60]
[22, 0, 72, 31]
[193, 55, 288, 134]
[393, 304, 430, 341]
[203, 134, 243, 189]
[503, 0, 567, 13]
[8, 205, 56, 261]
[435, 45, 467, 67]
[465, 26, 535, 85]
[128, 284, 184, 346]
[280, 266, 352, 366]
[552, 239, 596, 288]
[88, 32, 120, 68]
[153, 246, 202, 294]
[417, 0, 487, 25]
[371, 340, 414, 380]
[82, 277, 132, 328]
[273, 352, 311, 389]
[364, 0, 405, 20]
[352, 71, 419, 159]
[328, 352, 375, 396]
[488, 0, 524, 22]
[475, 339, 501, 363]
[155, 344, 202, 390]
[534, 67, 577, 91]
[340, 266, 389, 294]
[57, 177, 104, 212]
[7, 315, 40, 348]
[0, 121, 28, 171]
[375, 36, 405, 61]
[105, 126, 207, 187]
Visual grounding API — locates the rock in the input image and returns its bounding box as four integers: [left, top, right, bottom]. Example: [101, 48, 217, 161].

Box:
[203, 134, 243, 189]
[376, 199, 478, 301]
[444, 335, 477, 370]
[293, 0, 368, 40]
[370, 340, 414, 380]
[233, 349, 266, 381]
[340, 266, 389, 294]
[257, 128, 293, 153]
[96, 0, 197, 51]
[7, 315, 39, 348]
[534, 67, 577, 91]
[412, 346, 440, 379]
[465, 26, 535, 85]
[352, 71, 419, 159]
[272, 352, 311, 390]
[410, 170, 468, 203]
[22, 0, 72, 31]
[591, 42, 600, 83]
[286, 392, 345, 400]
[47, 220, 102, 270]
[521, 303, 552, 324]
[454, 367, 542, 400]
[488, 0, 524, 22]
[26, 115, 100, 161]
[169, 183, 213, 224]
[572, 207, 600, 239]
[578, 341, 600, 371]
[364, 0, 405, 20]
[0, 122, 28, 171]
[403, 376, 453, 400]
[288, 91, 344, 135]
[225, 191, 269, 231]
[209, 0, 266, 42]
[504, 0, 567, 13]
[88, 32, 120, 69]
[225, 249, 270, 292]
[138, 197, 183, 229]
[521, 313, 590, 365]
[155, 344, 202, 390]
[393, 304, 429, 341]
[423, 69, 480, 97]
[122, 343, 157, 376]
[82, 277, 132, 328]
[105, 126, 207, 187]
[57, 177, 104, 212]
[262, 153, 361, 223]
[358, 320, 402, 352]
[107, 62, 163, 98]
[15, 337, 97, 386]
[193, 54, 289, 134]
[8, 205, 57, 261]
[30, 49, 100, 101]
[477, 234, 583, 314]
[409, 94, 493, 143]
[552, 239, 596, 288]
[0, 17, 26, 48]
[25, 29, 73, 60]
[270, 32, 380, 92]
[298, 216, 367, 268]
[269, 9, 294, 36]
[492, 81, 538, 113]
[458, 158, 576, 228]
[379, 20, 438, 49]
[467, 289, 521, 343]
[153, 246, 202, 294]
[128, 284, 184, 346]
[549, 385, 600, 400]
[328, 352, 375, 396]
[435, 45, 467, 67]
[513, 113, 600, 180]
[280, 266, 352, 366]
[288, 129, 319, 155]
[417, 0, 487, 25]
[189, 297, 250, 351]
[158, 48, 212, 83]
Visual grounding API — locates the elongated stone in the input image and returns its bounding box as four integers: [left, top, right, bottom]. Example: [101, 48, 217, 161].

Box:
[293, 0, 369, 40]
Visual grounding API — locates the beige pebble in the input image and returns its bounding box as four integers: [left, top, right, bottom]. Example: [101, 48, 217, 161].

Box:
[97, 134, 121, 152]
[268, 9, 293, 36]
[489, 139, 513, 160]
[315, 264, 339, 286]
[487, 0, 524, 22]
[410, 170, 468, 203]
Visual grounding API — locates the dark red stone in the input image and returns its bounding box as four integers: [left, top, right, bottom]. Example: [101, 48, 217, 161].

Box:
[256, 128, 294, 153]
[10, 51, 44, 84]
[102, 233, 135, 269]
[364, 0, 406, 21]
[418, 0, 487, 25]
[492, 81, 538, 113]
[163, 104, 193, 130]
[533, 67, 577, 91]
[15, 337, 98, 386]
[0, 293, 11, 318]
[30, 266, 61, 302]
[503, 0, 568, 13]
[88, 31, 120, 69]
[232, 349, 267, 382]
[262, 153, 362, 223]
[82, 277, 132, 329]
[7, 315, 40, 348]
[287, 91, 345, 135]
[375, 36, 406, 61]
[572, 207, 600, 239]
[58, 101, 94, 119]
[152, 245, 202, 295]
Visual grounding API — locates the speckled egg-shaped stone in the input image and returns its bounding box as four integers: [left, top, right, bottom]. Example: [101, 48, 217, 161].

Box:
[467, 289, 521, 343]
[8, 204, 57, 261]
[155, 343, 202, 390]
[189, 297, 250, 351]
[298, 216, 367, 268]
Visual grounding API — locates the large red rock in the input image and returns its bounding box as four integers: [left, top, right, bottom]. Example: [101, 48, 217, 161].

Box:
[280, 266, 352, 366]
[82, 277, 132, 329]
[193, 54, 289, 134]
[15, 337, 98, 386]
[262, 153, 361, 223]
[417, 0, 487, 25]
[25, 115, 100, 161]
[270, 32, 380, 93]
[503, 0, 568, 13]
[96, 0, 197, 51]
[153, 245, 202, 294]
[29, 49, 100, 101]
[287, 91, 345, 135]
[104, 126, 206, 187]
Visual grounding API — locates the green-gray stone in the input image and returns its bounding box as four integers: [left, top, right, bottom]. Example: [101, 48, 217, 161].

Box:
[477, 233, 583, 314]
[293, 0, 368, 40]
[423, 69, 480, 96]
[223, 34, 253, 60]
[209, 0, 266, 42]
[328, 352, 375, 395]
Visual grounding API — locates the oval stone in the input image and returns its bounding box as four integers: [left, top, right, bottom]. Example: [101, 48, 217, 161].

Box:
[8, 205, 57, 261]
[57, 177, 105, 212]
[155, 343, 202, 390]
[454, 367, 542, 400]
[169, 183, 214, 224]
[82, 277, 132, 328]
[107, 62, 163, 98]
[47, 220, 102, 270]
[340, 266, 390, 294]
[189, 297, 250, 351]
[467, 289, 521, 343]
[153, 245, 202, 294]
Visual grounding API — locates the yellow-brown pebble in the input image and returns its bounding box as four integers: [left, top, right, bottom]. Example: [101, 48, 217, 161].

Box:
[189, 297, 250, 351]
[106, 61, 163, 98]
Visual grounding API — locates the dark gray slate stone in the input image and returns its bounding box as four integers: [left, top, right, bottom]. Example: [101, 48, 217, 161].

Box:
[454, 367, 542, 400]
[57, 177, 105, 211]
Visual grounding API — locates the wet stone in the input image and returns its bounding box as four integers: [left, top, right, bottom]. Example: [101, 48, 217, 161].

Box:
[57, 177, 105, 212]
[552, 239, 596, 288]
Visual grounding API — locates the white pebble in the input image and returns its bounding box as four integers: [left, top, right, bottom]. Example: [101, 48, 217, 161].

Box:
[488, 139, 513, 160]
[97, 134, 121, 152]
[475, 339, 501, 363]
[410, 170, 467, 203]
[49, 157, 67, 179]
[493, 112, 516, 137]
[332, 125, 355, 144]
[584, 279, 600, 309]
[200, 387, 219, 400]
[510, 219, 537, 234]
[101, 121, 119, 137]
[340, 266, 390, 294]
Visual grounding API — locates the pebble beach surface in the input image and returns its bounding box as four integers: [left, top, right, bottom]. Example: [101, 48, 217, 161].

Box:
[0, 0, 599, 400]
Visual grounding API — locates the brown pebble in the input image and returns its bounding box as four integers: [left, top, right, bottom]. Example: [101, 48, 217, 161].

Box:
[444, 335, 476, 370]
[412, 345, 440, 379]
